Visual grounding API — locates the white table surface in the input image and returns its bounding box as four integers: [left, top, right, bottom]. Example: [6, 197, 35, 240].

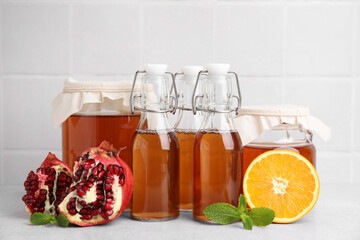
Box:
[1, 183, 359, 240]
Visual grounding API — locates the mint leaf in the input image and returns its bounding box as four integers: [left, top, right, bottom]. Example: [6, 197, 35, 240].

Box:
[49, 216, 57, 224]
[237, 194, 247, 214]
[56, 214, 69, 227]
[203, 203, 241, 225]
[30, 213, 52, 225]
[240, 214, 253, 230]
[246, 207, 275, 226]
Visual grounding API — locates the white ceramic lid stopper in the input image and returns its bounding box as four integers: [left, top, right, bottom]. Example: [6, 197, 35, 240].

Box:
[206, 63, 230, 75]
[144, 64, 167, 75]
[181, 66, 203, 76]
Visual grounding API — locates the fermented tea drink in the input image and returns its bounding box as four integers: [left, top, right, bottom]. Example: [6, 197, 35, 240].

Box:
[192, 64, 243, 223]
[130, 64, 180, 221]
[174, 66, 203, 210]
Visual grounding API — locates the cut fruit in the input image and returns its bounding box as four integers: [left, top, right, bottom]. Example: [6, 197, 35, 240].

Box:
[243, 150, 320, 223]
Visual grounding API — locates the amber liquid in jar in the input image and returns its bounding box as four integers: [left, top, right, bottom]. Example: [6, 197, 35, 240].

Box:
[131, 130, 179, 221]
[193, 130, 243, 222]
[62, 114, 140, 168]
[176, 130, 197, 210]
[242, 143, 316, 178]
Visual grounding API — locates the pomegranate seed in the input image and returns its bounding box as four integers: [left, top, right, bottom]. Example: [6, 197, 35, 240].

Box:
[58, 182, 67, 187]
[58, 174, 66, 182]
[98, 171, 105, 179]
[98, 164, 104, 171]
[66, 176, 72, 183]
[92, 168, 99, 176]
[106, 210, 114, 216]
[119, 174, 125, 186]
[105, 176, 114, 183]
[105, 171, 113, 178]
[82, 215, 93, 220]
[105, 184, 112, 191]
[69, 209, 77, 215]
[86, 181, 93, 188]
[78, 200, 86, 206]
[88, 175, 96, 182]
[104, 203, 113, 211]
[100, 211, 108, 219]
[77, 189, 86, 198]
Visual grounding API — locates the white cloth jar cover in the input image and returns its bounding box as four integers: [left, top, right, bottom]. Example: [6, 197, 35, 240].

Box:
[233, 104, 331, 146]
[52, 78, 140, 127]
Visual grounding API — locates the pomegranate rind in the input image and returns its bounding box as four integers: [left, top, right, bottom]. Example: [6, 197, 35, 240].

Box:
[58, 141, 134, 226]
[40, 153, 73, 174]
[23, 153, 73, 216]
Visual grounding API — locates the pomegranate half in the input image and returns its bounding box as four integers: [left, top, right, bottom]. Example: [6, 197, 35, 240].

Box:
[58, 141, 133, 226]
[22, 153, 73, 216]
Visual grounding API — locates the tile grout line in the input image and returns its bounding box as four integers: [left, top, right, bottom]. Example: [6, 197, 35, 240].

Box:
[349, 3, 358, 183]
[212, 0, 216, 63]
[0, 3, 4, 185]
[68, 2, 73, 76]
[281, 2, 287, 103]
[139, 1, 144, 67]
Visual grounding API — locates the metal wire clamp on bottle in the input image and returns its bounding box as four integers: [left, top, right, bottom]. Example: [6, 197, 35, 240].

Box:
[130, 70, 178, 114]
[191, 70, 242, 115]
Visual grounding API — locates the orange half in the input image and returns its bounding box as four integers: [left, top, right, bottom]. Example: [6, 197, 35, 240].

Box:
[243, 150, 320, 223]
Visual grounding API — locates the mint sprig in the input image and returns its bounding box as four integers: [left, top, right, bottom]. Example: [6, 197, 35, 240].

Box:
[201, 203, 242, 225]
[203, 194, 275, 230]
[56, 214, 70, 227]
[30, 212, 69, 227]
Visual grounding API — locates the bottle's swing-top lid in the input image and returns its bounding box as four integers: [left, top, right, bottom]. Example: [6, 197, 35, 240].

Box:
[233, 104, 331, 145]
[181, 66, 203, 77]
[206, 63, 230, 76]
[143, 64, 167, 75]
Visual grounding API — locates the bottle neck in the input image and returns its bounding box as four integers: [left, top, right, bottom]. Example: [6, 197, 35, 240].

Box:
[200, 112, 236, 132]
[174, 109, 203, 131]
[178, 76, 197, 109]
[137, 112, 172, 132]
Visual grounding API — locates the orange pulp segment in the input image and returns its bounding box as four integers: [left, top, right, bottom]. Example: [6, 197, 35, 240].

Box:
[243, 150, 320, 223]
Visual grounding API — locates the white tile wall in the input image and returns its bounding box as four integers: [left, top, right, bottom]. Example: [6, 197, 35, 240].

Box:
[240, 77, 283, 105]
[142, 2, 213, 72]
[215, 3, 284, 76]
[0, 76, 3, 185]
[358, 5, 360, 76]
[354, 80, 360, 152]
[286, 3, 354, 76]
[317, 152, 352, 183]
[353, 155, 360, 183]
[2, 3, 70, 74]
[3, 77, 63, 151]
[0, 0, 359, 185]
[3, 150, 62, 185]
[72, 3, 140, 74]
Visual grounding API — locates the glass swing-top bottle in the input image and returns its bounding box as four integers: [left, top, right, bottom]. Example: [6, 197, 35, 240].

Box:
[173, 66, 204, 211]
[130, 64, 179, 221]
[192, 63, 243, 223]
